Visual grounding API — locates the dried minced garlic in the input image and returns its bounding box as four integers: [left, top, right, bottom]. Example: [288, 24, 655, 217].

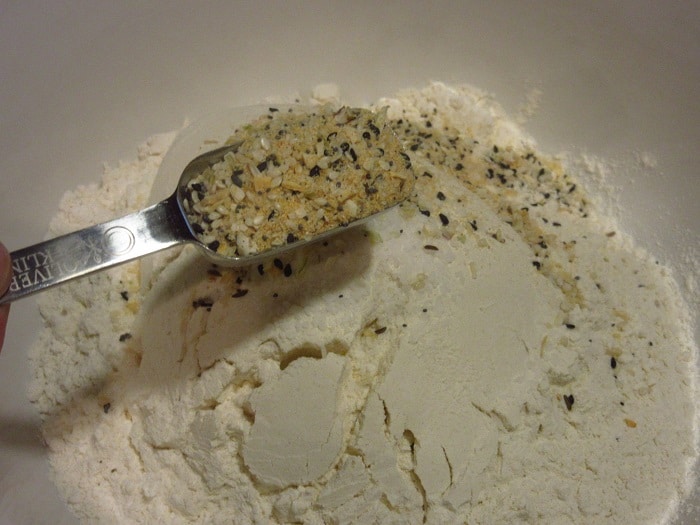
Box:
[181, 106, 415, 257]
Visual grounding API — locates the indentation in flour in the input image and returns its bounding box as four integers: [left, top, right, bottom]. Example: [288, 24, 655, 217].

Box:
[279, 343, 323, 370]
[241, 353, 347, 489]
[442, 446, 454, 489]
[402, 429, 428, 522]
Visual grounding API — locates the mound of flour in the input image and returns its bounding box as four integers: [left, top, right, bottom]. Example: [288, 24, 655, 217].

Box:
[28, 82, 697, 524]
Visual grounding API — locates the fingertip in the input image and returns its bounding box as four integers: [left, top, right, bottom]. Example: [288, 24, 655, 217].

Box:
[0, 241, 10, 293]
[0, 242, 9, 351]
[0, 303, 9, 351]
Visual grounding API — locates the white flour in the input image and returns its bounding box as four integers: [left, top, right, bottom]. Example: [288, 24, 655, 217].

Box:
[28, 82, 698, 524]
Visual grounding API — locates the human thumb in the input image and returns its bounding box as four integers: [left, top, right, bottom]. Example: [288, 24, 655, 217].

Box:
[0, 242, 11, 352]
[0, 242, 11, 294]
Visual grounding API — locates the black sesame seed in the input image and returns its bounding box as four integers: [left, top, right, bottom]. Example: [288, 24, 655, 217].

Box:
[273, 258, 284, 270]
[309, 165, 321, 177]
[564, 394, 575, 411]
[374, 327, 387, 335]
[103, 403, 111, 414]
[436, 191, 446, 201]
[283, 263, 292, 277]
[120, 291, 129, 301]
[610, 357, 617, 369]
[565, 323, 576, 329]
[231, 170, 244, 187]
[232, 289, 249, 298]
[419, 209, 431, 217]
[191, 223, 205, 235]
[193, 298, 214, 309]
[256, 160, 268, 172]
[119, 333, 132, 342]
[439, 213, 449, 226]
[257, 264, 265, 276]
[207, 240, 220, 252]
[286, 233, 298, 244]
[424, 245, 439, 251]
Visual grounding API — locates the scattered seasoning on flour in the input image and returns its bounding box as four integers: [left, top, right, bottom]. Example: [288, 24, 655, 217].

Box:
[28, 82, 697, 524]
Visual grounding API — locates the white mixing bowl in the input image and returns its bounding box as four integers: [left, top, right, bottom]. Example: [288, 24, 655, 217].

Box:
[0, 2, 697, 523]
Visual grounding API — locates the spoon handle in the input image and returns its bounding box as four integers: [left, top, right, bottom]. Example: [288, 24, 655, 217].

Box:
[0, 194, 192, 304]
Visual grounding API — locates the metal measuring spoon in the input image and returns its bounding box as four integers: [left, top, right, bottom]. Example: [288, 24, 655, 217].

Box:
[1, 107, 414, 304]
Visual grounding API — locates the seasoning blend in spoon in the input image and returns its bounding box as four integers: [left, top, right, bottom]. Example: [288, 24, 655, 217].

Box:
[0, 106, 414, 305]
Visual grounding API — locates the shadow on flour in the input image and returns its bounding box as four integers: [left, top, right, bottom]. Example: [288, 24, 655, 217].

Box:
[38, 227, 374, 441]
[132, 226, 373, 386]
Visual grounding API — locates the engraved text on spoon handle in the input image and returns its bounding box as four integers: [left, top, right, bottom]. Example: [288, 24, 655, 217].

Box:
[0, 194, 192, 304]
